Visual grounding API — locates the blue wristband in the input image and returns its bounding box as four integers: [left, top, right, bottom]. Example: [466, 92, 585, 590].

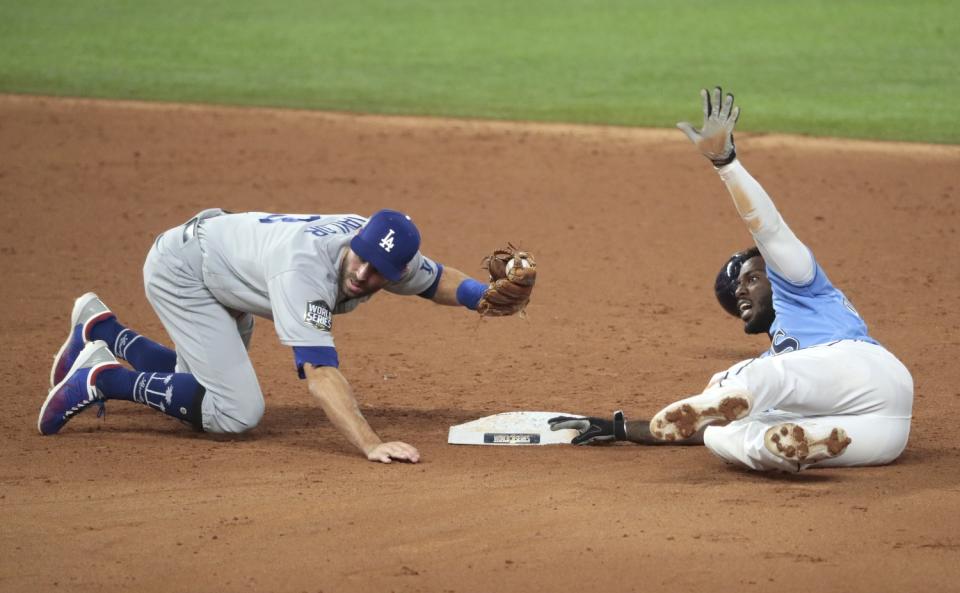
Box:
[456, 278, 487, 310]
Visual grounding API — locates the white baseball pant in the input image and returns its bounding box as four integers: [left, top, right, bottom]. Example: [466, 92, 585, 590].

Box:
[702, 340, 913, 471]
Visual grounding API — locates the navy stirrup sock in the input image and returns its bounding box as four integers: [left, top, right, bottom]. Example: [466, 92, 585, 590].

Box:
[89, 317, 177, 372]
[96, 367, 204, 425]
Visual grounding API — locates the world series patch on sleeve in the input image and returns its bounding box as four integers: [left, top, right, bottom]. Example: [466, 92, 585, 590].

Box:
[448, 411, 584, 445]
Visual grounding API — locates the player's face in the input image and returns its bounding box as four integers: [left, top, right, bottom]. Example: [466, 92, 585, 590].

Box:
[735, 256, 775, 335]
[340, 249, 390, 299]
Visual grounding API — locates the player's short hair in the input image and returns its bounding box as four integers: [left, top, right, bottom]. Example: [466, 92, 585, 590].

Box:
[714, 247, 761, 317]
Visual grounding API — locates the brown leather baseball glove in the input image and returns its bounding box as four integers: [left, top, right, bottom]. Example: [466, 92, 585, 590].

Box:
[477, 245, 537, 317]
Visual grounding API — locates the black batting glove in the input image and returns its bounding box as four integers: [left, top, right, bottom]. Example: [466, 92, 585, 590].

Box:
[548, 411, 627, 445]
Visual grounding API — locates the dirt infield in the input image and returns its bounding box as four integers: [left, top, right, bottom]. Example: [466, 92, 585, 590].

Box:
[2, 94, 959, 593]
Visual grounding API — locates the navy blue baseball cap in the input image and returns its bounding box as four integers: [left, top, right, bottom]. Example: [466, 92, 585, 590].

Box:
[350, 209, 421, 281]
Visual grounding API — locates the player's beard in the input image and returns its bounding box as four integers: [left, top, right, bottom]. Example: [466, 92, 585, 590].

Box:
[743, 301, 776, 335]
[338, 258, 362, 299]
[340, 272, 368, 299]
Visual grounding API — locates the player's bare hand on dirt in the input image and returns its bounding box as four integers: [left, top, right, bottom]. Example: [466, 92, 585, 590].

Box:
[366, 441, 420, 464]
[548, 411, 626, 445]
[676, 87, 740, 167]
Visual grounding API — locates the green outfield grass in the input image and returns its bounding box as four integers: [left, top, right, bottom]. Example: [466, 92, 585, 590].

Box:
[1, 1, 957, 143]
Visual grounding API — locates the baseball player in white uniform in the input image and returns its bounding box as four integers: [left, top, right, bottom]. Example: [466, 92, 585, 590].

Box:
[41, 209, 529, 463]
[551, 88, 913, 472]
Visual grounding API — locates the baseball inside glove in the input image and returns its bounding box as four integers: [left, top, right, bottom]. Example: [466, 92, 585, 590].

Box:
[477, 245, 537, 317]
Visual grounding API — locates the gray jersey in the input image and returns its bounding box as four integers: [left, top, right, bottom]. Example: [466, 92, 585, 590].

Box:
[197, 212, 440, 349]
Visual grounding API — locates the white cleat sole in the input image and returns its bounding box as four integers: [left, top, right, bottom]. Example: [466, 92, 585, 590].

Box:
[650, 393, 751, 441]
[764, 423, 852, 465]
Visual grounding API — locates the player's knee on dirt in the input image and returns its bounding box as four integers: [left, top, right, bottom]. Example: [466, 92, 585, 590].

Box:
[201, 388, 265, 434]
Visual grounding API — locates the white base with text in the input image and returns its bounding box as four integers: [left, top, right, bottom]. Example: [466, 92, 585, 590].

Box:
[447, 411, 584, 446]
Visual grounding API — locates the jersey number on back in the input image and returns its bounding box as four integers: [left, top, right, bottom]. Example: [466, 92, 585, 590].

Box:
[258, 214, 325, 224]
[258, 214, 366, 238]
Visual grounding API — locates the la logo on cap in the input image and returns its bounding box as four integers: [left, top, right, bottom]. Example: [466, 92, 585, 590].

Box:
[349, 209, 421, 282]
[379, 229, 396, 252]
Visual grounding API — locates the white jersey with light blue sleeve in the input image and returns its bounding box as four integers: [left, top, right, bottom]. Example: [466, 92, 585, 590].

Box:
[766, 256, 877, 356]
[664, 95, 913, 472]
[714, 161, 878, 357]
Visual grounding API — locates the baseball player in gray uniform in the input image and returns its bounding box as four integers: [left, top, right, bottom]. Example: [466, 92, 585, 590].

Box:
[550, 88, 913, 472]
[41, 209, 534, 463]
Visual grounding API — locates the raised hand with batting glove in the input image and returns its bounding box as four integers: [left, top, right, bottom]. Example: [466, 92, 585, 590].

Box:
[641, 88, 913, 472]
[676, 86, 740, 168]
